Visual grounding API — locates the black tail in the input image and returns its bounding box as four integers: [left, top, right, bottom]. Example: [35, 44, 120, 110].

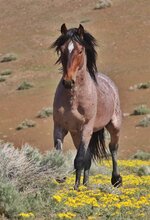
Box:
[89, 129, 108, 161]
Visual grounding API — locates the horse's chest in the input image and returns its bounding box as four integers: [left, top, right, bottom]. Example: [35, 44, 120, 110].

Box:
[57, 107, 85, 132]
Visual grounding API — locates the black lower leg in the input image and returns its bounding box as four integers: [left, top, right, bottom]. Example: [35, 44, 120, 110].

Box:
[55, 139, 62, 150]
[109, 144, 122, 187]
[83, 149, 91, 186]
[74, 169, 82, 190]
[74, 145, 86, 190]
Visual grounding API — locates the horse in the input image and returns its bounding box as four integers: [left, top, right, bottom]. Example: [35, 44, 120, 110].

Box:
[52, 24, 122, 190]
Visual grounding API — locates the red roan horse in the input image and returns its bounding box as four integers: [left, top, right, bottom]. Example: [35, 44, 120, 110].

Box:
[52, 24, 122, 189]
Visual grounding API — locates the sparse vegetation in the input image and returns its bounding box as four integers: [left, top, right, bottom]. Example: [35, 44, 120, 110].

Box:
[94, 0, 112, 10]
[0, 69, 12, 76]
[137, 115, 150, 127]
[0, 143, 150, 219]
[16, 119, 36, 130]
[0, 76, 6, 82]
[137, 82, 150, 89]
[129, 81, 150, 90]
[0, 142, 73, 219]
[17, 81, 34, 90]
[0, 53, 17, 63]
[131, 150, 150, 160]
[131, 105, 150, 116]
[137, 166, 150, 176]
[80, 19, 90, 24]
[37, 107, 53, 118]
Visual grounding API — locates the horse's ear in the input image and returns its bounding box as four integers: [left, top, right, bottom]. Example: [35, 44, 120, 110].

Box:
[78, 24, 84, 38]
[61, 23, 67, 35]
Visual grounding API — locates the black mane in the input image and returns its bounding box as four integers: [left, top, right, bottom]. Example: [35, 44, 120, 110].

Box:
[51, 27, 98, 82]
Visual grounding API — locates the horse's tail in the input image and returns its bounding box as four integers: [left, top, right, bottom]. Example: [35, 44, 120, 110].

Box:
[89, 129, 108, 161]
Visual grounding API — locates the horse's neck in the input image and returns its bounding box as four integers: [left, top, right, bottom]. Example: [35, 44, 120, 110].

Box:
[67, 68, 94, 107]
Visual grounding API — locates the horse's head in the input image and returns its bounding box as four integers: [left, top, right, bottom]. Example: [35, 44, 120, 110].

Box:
[52, 24, 98, 89]
[60, 24, 86, 89]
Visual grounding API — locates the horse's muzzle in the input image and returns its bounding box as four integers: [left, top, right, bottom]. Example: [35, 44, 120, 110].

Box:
[62, 79, 75, 89]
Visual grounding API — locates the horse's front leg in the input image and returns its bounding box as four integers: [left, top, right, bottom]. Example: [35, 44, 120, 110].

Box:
[54, 123, 68, 150]
[74, 126, 93, 190]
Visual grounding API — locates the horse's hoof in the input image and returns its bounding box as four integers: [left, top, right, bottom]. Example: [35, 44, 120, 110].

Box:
[55, 139, 62, 150]
[74, 184, 79, 190]
[55, 177, 66, 183]
[111, 174, 122, 187]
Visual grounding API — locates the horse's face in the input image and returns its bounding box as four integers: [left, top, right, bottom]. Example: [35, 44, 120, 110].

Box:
[61, 40, 85, 89]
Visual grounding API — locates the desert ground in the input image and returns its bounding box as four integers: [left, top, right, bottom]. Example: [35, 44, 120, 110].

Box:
[0, 0, 150, 158]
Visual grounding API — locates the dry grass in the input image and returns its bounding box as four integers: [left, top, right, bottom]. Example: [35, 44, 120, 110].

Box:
[0, 142, 74, 192]
[94, 0, 112, 10]
[17, 81, 33, 90]
[0, 53, 17, 63]
[16, 119, 36, 130]
[137, 115, 150, 127]
[37, 107, 53, 118]
[0, 69, 12, 76]
[131, 105, 150, 116]
[0, 142, 74, 219]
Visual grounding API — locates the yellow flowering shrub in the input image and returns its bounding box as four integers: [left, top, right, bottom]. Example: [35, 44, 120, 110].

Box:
[57, 212, 76, 219]
[18, 212, 35, 218]
[51, 160, 150, 219]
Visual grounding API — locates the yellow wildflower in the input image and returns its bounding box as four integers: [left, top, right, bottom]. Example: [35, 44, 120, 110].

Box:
[53, 195, 62, 203]
[57, 212, 76, 219]
[88, 216, 96, 220]
[18, 212, 35, 218]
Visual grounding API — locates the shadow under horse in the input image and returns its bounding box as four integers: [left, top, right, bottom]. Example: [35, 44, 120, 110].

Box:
[52, 24, 122, 190]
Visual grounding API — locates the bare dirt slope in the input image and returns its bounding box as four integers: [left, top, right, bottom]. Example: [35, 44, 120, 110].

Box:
[0, 0, 150, 158]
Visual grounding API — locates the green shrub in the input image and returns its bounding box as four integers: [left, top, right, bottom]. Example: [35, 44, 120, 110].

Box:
[0, 181, 25, 218]
[37, 107, 53, 118]
[131, 151, 150, 160]
[0, 53, 17, 63]
[137, 82, 150, 89]
[137, 166, 150, 176]
[137, 115, 150, 127]
[0, 77, 6, 82]
[129, 82, 150, 90]
[17, 81, 33, 90]
[94, 0, 112, 10]
[0, 69, 12, 76]
[131, 105, 150, 115]
[0, 142, 74, 218]
[16, 119, 36, 130]
[0, 143, 73, 192]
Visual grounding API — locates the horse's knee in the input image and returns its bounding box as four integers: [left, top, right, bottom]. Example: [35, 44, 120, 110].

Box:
[109, 143, 118, 153]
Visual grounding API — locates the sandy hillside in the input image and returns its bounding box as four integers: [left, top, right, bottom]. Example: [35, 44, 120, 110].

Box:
[0, 0, 150, 158]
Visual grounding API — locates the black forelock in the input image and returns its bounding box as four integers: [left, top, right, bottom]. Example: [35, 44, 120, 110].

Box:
[51, 27, 98, 82]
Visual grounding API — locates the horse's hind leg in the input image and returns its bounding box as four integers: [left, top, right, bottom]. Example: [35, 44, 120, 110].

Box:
[54, 123, 68, 150]
[106, 121, 122, 187]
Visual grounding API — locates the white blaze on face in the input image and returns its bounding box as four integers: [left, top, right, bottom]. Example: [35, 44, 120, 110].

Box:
[68, 41, 74, 53]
